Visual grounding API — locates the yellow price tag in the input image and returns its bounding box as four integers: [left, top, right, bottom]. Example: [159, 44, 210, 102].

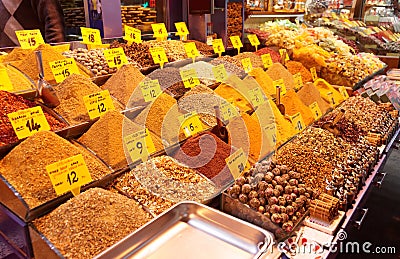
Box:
[7, 106, 50, 140]
[175, 22, 189, 36]
[230, 35, 243, 50]
[15, 29, 44, 49]
[279, 49, 290, 61]
[327, 92, 337, 106]
[220, 100, 239, 121]
[212, 64, 228, 83]
[49, 58, 80, 83]
[46, 154, 92, 196]
[212, 39, 225, 56]
[81, 27, 102, 45]
[241, 58, 253, 73]
[140, 79, 162, 102]
[225, 148, 248, 179]
[339, 86, 349, 99]
[184, 42, 200, 60]
[290, 112, 306, 133]
[180, 69, 200, 88]
[103, 48, 128, 68]
[293, 73, 303, 90]
[152, 23, 168, 40]
[124, 128, 156, 163]
[263, 124, 277, 145]
[273, 79, 287, 96]
[309, 102, 322, 120]
[149, 47, 168, 68]
[248, 87, 266, 108]
[124, 25, 142, 44]
[261, 53, 273, 69]
[0, 69, 13, 91]
[247, 34, 260, 47]
[310, 67, 318, 81]
[83, 90, 115, 120]
[179, 112, 204, 137]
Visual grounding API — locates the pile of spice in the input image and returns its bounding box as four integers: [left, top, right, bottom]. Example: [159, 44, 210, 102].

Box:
[147, 67, 181, 90]
[78, 110, 163, 170]
[212, 55, 242, 69]
[0, 131, 111, 208]
[172, 132, 235, 187]
[266, 63, 296, 92]
[314, 79, 344, 106]
[209, 57, 246, 78]
[144, 40, 186, 62]
[268, 99, 297, 146]
[248, 68, 276, 98]
[110, 40, 155, 69]
[53, 74, 121, 125]
[255, 47, 281, 63]
[0, 91, 66, 146]
[0, 64, 34, 92]
[285, 61, 313, 83]
[184, 40, 214, 56]
[178, 85, 219, 126]
[297, 82, 331, 114]
[101, 64, 145, 106]
[34, 188, 152, 259]
[164, 81, 190, 99]
[2, 47, 32, 62]
[234, 52, 264, 69]
[180, 61, 216, 86]
[132, 155, 217, 203]
[281, 90, 315, 125]
[114, 175, 175, 215]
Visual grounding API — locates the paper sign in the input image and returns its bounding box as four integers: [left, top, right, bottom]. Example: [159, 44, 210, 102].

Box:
[83, 90, 115, 120]
[247, 34, 260, 47]
[0, 69, 13, 91]
[46, 154, 92, 196]
[241, 58, 253, 73]
[212, 39, 225, 56]
[230, 35, 243, 51]
[184, 42, 200, 60]
[140, 79, 162, 102]
[152, 23, 168, 40]
[293, 73, 303, 90]
[81, 27, 102, 45]
[309, 102, 322, 120]
[149, 47, 168, 68]
[212, 64, 228, 83]
[279, 49, 290, 61]
[15, 29, 44, 49]
[124, 128, 156, 163]
[220, 100, 239, 121]
[339, 86, 349, 99]
[103, 47, 128, 68]
[248, 87, 266, 107]
[49, 58, 80, 83]
[226, 148, 248, 179]
[262, 53, 273, 69]
[124, 25, 142, 44]
[263, 124, 277, 145]
[273, 79, 287, 96]
[327, 91, 337, 106]
[175, 22, 189, 36]
[179, 112, 203, 137]
[7, 106, 50, 139]
[310, 67, 318, 81]
[290, 112, 306, 133]
[180, 69, 200, 88]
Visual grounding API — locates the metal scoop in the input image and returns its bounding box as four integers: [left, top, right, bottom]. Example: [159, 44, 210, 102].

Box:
[211, 105, 229, 144]
[276, 86, 285, 115]
[35, 50, 60, 108]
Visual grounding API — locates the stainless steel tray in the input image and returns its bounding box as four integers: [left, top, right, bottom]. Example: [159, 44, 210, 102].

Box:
[95, 201, 274, 259]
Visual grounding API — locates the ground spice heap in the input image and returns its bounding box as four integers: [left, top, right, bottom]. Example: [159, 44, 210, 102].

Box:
[78, 110, 163, 170]
[248, 68, 276, 98]
[281, 90, 315, 125]
[0, 131, 111, 208]
[314, 79, 344, 106]
[1, 64, 34, 92]
[285, 61, 313, 83]
[268, 99, 297, 146]
[147, 67, 182, 90]
[101, 64, 145, 106]
[34, 188, 152, 259]
[53, 74, 120, 125]
[234, 52, 264, 69]
[266, 63, 296, 91]
[132, 156, 217, 203]
[297, 82, 331, 115]
[172, 132, 235, 187]
[180, 61, 216, 86]
[0, 91, 66, 146]
[210, 57, 246, 78]
[255, 47, 281, 63]
[3, 47, 34, 62]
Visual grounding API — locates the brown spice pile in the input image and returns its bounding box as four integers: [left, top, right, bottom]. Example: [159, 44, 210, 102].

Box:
[281, 90, 315, 125]
[297, 82, 331, 115]
[286, 61, 313, 83]
[34, 188, 152, 259]
[234, 52, 264, 69]
[0, 90, 67, 146]
[0, 131, 111, 208]
[248, 68, 276, 98]
[266, 63, 296, 91]
[212, 55, 242, 68]
[3, 47, 33, 62]
[78, 110, 163, 170]
[110, 40, 155, 69]
[144, 40, 186, 62]
[184, 40, 214, 56]
[101, 64, 145, 106]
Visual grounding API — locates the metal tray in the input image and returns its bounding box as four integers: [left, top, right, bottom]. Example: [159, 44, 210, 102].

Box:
[94, 201, 274, 259]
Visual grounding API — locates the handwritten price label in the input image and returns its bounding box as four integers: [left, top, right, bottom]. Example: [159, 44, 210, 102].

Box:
[103, 47, 128, 68]
[261, 54, 273, 69]
[140, 79, 162, 102]
[152, 23, 168, 40]
[180, 69, 200, 88]
[339, 86, 349, 99]
[327, 91, 337, 106]
[175, 22, 189, 36]
[263, 124, 277, 145]
[212, 39, 225, 56]
[290, 112, 306, 133]
[247, 34, 260, 47]
[124, 128, 156, 163]
[179, 112, 203, 137]
[15, 29, 44, 49]
[212, 64, 228, 83]
[220, 99, 239, 121]
[226, 148, 248, 179]
[81, 27, 102, 45]
[279, 49, 290, 61]
[184, 42, 200, 60]
[7, 106, 50, 139]
[273, 79, 287, 96]
[310, 67, 318, 81]
[83, 90, 115, 120]
[149, 47, 168, 68]
[241, 58, 253, 73]
[46, 154, 92, 196]
[230, 35, 243, 51]
[248, 87, 266, 108]
[49, 58, 80, 83]
[124, 25, 142, 44]
[0, 69, 13, 91]
[309, 102, 322, 120]
[293, 73, 303, 90]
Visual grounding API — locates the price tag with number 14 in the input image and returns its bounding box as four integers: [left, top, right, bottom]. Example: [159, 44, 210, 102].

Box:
[7, 106, 50, 139]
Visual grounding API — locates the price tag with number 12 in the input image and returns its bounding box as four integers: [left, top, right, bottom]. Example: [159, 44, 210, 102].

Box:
[83, 90, 115, 120]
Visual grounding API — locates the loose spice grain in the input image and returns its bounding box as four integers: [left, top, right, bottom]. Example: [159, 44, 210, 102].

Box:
[147, 67, 181, 90]
[281, 90, 315, 125]
[285, 61, 313, 83]
[255, 47, 281, 63]
[144, 40, 186, 62]
[0, 64, 34, 92]
[248, 68, 276, 98]
[297, 82, 331, 114]
[268, 99, 297, 146]
[3, 47, 33, 62]
[234, 52, 264, 69]
[0, 131, 111, 208]
[34, 188, 152, 259]
[209, 58, 246, 78]
[110, 40, 155, 69]
[180, 61, 216, 86]
[0, 90, 66, 146]
[266, 63, 296, 91]
[184, 40, 214, 56]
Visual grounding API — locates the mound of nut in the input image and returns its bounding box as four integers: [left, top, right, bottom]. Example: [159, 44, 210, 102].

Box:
[227, 160, 313, 233]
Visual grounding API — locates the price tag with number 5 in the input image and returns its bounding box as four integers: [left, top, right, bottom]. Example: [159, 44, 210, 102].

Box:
[83, 90, 115, 120]
[179, 112, 203, 137]
[7, 106, 51, 139]
[81, 27, 102, 45]
[124, 128, 156, 163]
[49, 58, 81, 83]
[46, 154, 92, 196]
